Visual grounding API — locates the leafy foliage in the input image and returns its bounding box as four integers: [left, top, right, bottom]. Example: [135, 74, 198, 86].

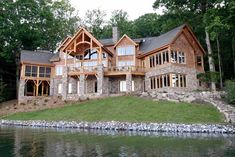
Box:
[225, 80, 235, 105]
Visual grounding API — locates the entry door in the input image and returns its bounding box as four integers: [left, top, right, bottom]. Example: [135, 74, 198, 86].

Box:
[77, 81, 80, 94]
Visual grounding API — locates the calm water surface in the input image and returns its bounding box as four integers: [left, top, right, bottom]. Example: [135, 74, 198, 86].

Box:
[0, 126, 235, 157]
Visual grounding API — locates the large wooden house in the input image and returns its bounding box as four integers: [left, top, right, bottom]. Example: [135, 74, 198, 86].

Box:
[18, 24, 205, 102]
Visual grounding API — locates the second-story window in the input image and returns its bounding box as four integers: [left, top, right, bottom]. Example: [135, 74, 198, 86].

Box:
[171, 50, 178, 63]
[117, 46, 135, 56]
[25, 66, 37, 77]
[178, 52, 185, 64]
[56, 66, 63, 76]
[171, 50, 186, 64]
[39, 67, 51, 78]
[197, 56, 202, 66]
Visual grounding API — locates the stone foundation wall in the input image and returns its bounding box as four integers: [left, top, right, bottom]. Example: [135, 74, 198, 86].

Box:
[52, 78, 62, 97]
[86, 76, 97, 94]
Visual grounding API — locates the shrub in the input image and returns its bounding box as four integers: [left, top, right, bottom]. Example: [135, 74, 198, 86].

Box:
[225, 80, 235, 104]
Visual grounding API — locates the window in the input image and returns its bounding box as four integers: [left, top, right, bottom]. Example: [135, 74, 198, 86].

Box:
[132, 81, 134, 91]
[58, 83, 62, 94]
[25, 65, 37, 77]
[56, 66, 63, 76]
[39, 67, 51, 78]
[68, 83, 72, 94]
[94, 81, 98, 93]
[171, 50, 178, 63]
[102, 52, 107, 59]
[172, 74, 186, 87]
[149, 56, 155, 68]
[179, 52, 185, 64]
[172, 74, 179, 87]
[150, 77, 156, 89]
[120, 81, 126, 92]
[149, 51, 169, 68]
[117, 46, 135, 56]
[197, 56, 202, 66]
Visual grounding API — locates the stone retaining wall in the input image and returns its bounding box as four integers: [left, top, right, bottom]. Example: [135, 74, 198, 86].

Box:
[139, 91, 235, 123]
[0, 120, 234, 134]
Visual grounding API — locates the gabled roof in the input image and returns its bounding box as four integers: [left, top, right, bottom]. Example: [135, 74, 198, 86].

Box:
[62, 27, 103, 52]
[114, 34, 137, 48]
[20, 50, 54, 65]
[57, 36, 71, 52]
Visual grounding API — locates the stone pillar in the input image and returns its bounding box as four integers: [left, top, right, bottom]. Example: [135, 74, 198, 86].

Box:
[49, 78, 54, 96]
[79, 74, 85, 96]
[18, 79, 25, 103]
[126, 74, 132, 94]
[62, 67, 68, 101]
[97, 64, 104, 95]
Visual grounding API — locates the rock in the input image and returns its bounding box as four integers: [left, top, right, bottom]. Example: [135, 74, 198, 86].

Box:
[141, 92, 149, 97]
[167, 99, 179, 103]
[182, 95, 196, 103]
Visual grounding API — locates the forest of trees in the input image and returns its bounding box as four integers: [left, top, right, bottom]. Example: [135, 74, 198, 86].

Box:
[0, 0, 234, 102]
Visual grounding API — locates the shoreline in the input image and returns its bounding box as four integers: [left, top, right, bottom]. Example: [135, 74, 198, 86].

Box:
[1, 120, 234, 134]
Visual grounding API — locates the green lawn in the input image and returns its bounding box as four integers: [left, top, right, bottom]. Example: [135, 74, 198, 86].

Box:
[4, 96, 224, 123]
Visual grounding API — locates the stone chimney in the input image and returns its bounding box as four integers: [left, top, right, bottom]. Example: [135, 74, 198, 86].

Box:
[112, 26, 120, 43]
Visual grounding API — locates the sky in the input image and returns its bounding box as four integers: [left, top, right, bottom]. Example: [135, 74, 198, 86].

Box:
[69, 0, 163, 20]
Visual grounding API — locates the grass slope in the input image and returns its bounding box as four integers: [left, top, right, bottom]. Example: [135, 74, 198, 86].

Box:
[4, 96, 224, 123]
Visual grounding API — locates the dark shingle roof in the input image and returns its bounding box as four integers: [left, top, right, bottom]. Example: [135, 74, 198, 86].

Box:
[20, 50, 54, 65]
[99, 38, 114, 46]
[136, 24, 185, 53]
[99, 24, 185, 53]
[50, 53, 60, 62]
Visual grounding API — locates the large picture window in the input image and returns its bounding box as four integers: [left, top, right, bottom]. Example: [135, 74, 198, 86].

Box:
[149, 50, 169, 68]
[39, 67, 51, 78]
[150, 73, 186, 89]
[25, 65, 51, 78]
[117, 46, 135, 56]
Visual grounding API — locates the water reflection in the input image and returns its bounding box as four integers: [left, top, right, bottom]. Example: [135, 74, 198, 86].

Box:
[0, 126, 235, 157]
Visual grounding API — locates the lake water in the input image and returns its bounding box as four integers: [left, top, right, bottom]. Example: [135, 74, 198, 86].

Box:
[0, 126, 235, 157]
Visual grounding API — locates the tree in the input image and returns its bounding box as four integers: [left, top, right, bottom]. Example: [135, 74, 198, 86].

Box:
[133, 13, 161, 38]
[0, 0, 80, 99]
[109, 10, 134, 37]
[152, 0, 232, 91]
[83, 9, 106, 39]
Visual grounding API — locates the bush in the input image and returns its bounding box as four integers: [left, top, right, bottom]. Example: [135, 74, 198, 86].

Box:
[225, 80, 235, 104]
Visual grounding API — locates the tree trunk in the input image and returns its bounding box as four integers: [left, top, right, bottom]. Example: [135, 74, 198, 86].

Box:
[205, 29, 216, 91]
[216, 36, 223, 89]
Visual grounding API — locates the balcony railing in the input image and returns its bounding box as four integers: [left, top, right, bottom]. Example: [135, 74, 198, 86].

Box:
[104, 66, 145, 73]
[68, 66, 98, 73]
[68, 65, 145, 75]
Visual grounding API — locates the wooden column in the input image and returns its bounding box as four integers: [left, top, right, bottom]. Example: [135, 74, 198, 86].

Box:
[33, 83, 36, 96]
[42, 81, 44, 96]
[98, 46, 102, 64]
[36, 80, 39, 96]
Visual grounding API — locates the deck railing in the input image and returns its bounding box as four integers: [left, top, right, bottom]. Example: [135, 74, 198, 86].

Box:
[104, 66, 145, 73]
[68, 66, 98, 73]
[68, 65, 145, 74]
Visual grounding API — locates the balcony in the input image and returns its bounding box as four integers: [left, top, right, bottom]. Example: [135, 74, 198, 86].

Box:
[68, 65, 145, 76]
[68, 66, 98, 75]
[104, 66, 145, 76]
